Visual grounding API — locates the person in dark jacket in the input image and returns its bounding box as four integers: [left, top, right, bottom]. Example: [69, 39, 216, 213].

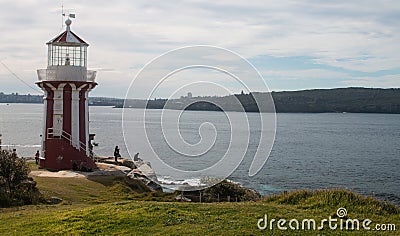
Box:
[114, 146, 121, 162]
[35, 150, 40, 165]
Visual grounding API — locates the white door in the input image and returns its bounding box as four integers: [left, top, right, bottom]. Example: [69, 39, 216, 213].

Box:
[53, 114, 63, 136]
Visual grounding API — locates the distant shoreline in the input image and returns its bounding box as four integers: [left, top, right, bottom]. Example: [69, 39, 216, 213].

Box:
[2, 87, 400, 114]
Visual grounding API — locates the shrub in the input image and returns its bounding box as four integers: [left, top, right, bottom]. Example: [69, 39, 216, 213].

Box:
[201, 179, 261, 202]
[0, 149, 42, 207]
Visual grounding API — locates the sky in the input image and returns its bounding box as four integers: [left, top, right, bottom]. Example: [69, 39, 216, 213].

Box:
[0, 0, 399, 98]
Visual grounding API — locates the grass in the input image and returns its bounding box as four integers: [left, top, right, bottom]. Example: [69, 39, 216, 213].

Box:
[0, 172, 399, 235]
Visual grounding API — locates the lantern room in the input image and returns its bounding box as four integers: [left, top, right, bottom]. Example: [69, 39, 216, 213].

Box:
[37, 18, 96, 83]
[47, 18, 88, 68]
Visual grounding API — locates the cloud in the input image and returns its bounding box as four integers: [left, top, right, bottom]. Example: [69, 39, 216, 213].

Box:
[0, 0, 399, 97]
[261, 69, 349, 80]
[341, 75, 400, 88]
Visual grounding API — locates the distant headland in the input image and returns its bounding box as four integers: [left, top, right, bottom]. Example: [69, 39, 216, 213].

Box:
[1, 87, 400, 114]
[120, 87, 400, 114]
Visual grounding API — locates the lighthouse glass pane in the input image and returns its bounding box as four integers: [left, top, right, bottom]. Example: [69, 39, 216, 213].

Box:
[48, 45, 87, 67]
[82, 46, 85, 67]
[47, 45, 51, 66]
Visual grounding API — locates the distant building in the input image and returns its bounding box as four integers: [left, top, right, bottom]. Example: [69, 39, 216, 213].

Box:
[187, 92, 193, 98]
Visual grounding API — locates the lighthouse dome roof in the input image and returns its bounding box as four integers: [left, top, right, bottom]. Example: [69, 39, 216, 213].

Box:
[47, 19, 88, 46]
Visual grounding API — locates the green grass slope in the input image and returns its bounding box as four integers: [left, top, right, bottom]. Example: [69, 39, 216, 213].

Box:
[0, 175, 399, 235]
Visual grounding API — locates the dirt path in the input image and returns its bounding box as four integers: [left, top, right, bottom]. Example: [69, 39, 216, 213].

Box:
[30, 163, 132, 178]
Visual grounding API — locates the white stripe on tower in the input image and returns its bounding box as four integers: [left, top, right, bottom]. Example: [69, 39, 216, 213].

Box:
[48, 83, 65, 137]
[38, 83, 48, 157]
[42, 89, 48, 155]
[71, 83, 80, 149]
[85, 88, 90, 155]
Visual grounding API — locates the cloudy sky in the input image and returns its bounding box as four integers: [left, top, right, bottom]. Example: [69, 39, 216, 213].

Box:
[0, 0, 399, 98]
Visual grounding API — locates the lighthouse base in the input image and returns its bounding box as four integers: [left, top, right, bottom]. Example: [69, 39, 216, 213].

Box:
[39, 139, 97, 171]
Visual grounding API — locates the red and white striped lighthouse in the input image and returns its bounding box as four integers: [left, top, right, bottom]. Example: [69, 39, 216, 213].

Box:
[36, 18, 97, 171]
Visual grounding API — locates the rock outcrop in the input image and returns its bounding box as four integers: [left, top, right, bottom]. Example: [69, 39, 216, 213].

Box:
[97, 156, 162, 192]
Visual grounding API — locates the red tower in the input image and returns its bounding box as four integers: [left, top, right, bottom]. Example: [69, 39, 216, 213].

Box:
[36, 18, 97, 171]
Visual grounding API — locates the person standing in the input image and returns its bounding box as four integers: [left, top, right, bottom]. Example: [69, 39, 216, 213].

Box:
[114, 146, 120, 162]
[35, 150, 40, 165]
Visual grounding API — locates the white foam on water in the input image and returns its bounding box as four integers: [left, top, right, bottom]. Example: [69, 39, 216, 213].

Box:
[157, 175, 205, 187]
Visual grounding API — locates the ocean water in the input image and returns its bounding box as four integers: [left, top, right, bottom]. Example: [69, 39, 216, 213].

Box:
[1, 103, 399, 205]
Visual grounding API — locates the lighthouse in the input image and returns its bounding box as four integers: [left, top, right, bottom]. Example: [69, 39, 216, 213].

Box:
[36, 17, 97, 171]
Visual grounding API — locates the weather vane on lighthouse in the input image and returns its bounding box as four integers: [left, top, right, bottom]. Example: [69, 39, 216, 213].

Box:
[61, 4, 76, 29]
[36, 14, 98, 171]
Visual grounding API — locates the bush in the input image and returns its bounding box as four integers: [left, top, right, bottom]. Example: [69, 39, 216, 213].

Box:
[265, 189, 400, 215]
[0, 149, 42, 207]
[201, 179, 261, 202]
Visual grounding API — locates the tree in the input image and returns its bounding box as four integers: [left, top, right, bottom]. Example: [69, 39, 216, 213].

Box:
[0, 149, 41, 207]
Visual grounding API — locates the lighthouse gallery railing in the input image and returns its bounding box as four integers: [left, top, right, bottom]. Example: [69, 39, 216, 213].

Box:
[37, 68, 96, 82]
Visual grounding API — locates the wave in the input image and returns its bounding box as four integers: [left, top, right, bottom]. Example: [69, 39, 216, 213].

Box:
[157, 176, 206, 187]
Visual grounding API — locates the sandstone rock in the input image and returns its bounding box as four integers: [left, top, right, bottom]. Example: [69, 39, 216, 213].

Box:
[121, 159, 136, 169]
[134, 160, 158, 182]
[175, 195, 192, 202]
[49, 196, 63, 204]
[127, 171, 163, 192]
